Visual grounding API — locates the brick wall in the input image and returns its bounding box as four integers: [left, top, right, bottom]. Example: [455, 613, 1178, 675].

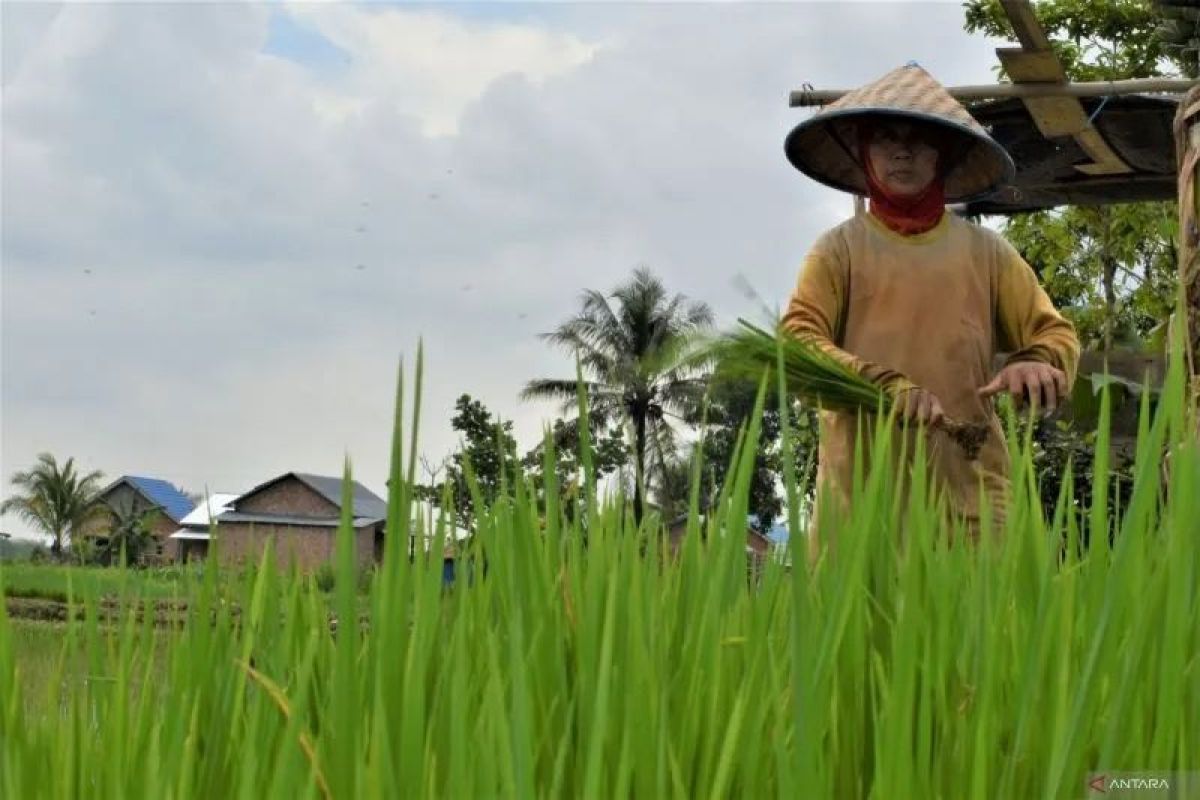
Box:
[665, 523, 769, 557]
[147, 512, 178, 564]
[214, 522, 377, 572]
[236, 477, 340, 518]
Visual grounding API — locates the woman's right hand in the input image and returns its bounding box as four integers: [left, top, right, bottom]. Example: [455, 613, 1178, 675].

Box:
[895, 387, 945, 428]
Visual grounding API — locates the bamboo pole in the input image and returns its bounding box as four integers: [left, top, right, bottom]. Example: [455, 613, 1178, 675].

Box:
[1173, 84, 1200, 427]
[790, 77, 1198, 108]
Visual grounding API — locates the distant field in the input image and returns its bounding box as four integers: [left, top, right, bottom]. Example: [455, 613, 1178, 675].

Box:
[0, 564, 192, 603]
[9, 617, 172, 721]
[0, 538, 40, 561]
[7, 619, 66, 716]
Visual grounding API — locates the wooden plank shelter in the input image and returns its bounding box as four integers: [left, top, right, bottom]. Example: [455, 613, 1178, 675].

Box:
[790, 77, 1196, 107]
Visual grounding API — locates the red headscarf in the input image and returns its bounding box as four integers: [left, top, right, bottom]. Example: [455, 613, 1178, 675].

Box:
[857, 122, 946, 236]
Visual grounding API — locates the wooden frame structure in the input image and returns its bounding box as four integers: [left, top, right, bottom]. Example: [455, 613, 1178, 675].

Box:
[792, 78, 1195, 107]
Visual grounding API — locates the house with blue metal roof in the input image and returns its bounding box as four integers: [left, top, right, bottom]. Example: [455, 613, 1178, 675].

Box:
[87, 476, 197, 563]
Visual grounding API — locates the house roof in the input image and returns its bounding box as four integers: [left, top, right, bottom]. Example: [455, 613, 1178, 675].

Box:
[179, 493, 240, 527]
[667, 513, 776, 543]
[233, 472, 387, 521]
[101, 476, 196, 523]
[168, 529, 212, 541]
[764, 523, 790, 544]
[216, 511, 383, 528]
[963, 94, 1178, 216]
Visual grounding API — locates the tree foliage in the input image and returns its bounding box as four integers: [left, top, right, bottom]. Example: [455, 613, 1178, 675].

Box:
[97, 499, 159, 567]
[0, 453, 106, 556]
[420, 394, 522, 530]
[523, 267, 714, 523]
[652, 384, 822, 533]
[964, 0, 1188, 81]
[1004, 203, 1177, 349]
[678, 380, 785, 534]
[520, 417, 629, 515]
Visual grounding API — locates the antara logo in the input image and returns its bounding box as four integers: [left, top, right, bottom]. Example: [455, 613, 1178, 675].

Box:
[1087, 774, 1171, 792]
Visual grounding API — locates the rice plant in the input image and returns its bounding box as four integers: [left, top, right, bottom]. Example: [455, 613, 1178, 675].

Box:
[704, 319, 991, 457]
[0, 341, 1196, 799]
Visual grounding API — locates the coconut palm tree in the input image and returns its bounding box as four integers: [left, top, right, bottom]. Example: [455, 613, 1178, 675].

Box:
[98, 498, 158, 567]
[0, 453, 107, 556]
[522, 267, 714, 523]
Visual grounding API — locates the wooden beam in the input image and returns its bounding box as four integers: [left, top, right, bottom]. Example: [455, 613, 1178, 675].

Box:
[1022, 173, 1170, 191]
[999, 0, 1052, 51]
[996, 47, 1065, 83]
[789, 78, 1197, 108]
[1020, 96, 1092, 138]
[994, 0, 1133, 178]
[1074, 129, 1134, 175]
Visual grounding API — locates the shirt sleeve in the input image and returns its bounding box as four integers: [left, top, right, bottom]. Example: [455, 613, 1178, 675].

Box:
[781, 248, 917, 397]
[994, 240, 1081, 389]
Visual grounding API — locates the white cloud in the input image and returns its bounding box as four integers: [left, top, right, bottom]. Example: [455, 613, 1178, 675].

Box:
[287, 4, 603, 135]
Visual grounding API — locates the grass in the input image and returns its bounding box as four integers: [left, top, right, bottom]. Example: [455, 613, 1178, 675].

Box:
[2, 564, 189, 603]
[7, 620, 67, 717]
[0, 343, 1198, 798]
[7, 619, 172, 722]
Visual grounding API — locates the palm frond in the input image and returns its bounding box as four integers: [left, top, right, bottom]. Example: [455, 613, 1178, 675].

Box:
[520, 379, 606, 403]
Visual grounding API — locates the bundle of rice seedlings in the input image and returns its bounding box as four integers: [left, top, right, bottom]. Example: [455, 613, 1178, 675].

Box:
[705, 319, 991, 459]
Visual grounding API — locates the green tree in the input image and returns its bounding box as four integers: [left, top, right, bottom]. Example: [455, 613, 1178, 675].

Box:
[963, 0, 1190, 350]
[652, 388, 822, 532]
[1003, 203, 1177, 349]
[421, 394, 522, 530]
[520, 417, 629, 517]
[0, 453, 107, 557]
[965, 0, 1186, 80]
[694, 380, 786, 532]
[652, 450, 695, 524]
[98, 498, 158, 567]
[522, 267, 714, 524]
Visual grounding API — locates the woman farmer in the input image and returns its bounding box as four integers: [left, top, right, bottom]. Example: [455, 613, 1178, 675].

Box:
[781, 64, 1080, 557]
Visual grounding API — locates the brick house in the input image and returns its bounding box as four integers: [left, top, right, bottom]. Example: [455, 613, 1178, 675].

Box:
[168, 493, 239, 563]
[665, 514, 776, 561]
[213, 473, 386, 571]
[86, 476, 197, 563]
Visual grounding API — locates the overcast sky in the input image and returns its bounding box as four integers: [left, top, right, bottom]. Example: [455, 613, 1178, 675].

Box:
[0, 1, 1005, 539]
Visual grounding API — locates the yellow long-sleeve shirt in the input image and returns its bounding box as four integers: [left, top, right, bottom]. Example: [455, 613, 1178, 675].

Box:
[782, 211, 1080, 549]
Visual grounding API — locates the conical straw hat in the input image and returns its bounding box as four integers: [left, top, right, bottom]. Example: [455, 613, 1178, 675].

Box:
[784, 64, 1015, 203]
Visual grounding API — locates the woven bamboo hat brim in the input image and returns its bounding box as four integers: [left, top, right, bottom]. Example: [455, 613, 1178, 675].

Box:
[784, 64, 1016, 203]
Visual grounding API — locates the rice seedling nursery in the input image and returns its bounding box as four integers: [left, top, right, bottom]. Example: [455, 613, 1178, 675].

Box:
[1, 346, 1197, 799]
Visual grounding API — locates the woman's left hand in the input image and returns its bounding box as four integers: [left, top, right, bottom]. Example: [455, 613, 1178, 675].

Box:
[978, 361, 1068, 413]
